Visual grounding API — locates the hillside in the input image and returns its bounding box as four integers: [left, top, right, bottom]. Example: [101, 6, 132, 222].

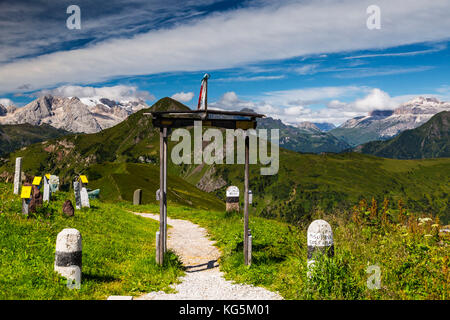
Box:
[256, 116, 350, 153]
[1, 97, 449, 223]
[355, 111, 450, 159]
[209, 151, 450, 223]
[0, 123, 69, 156]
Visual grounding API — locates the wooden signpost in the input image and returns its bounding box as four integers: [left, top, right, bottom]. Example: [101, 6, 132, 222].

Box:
[77, 175, 90, 208]
[13, 157, 22, 195]
[32, 176, 42, 188]
[43, 175, 51, 202]
[20, 185, 32, 215]
[73, 180, 81, 209]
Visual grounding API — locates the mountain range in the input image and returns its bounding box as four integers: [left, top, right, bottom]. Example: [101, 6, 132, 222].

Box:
[0, 95, 449, 158]
[330, 97, 450, 146]
[0, 95, 148, 133]
[1, 97, 449, 223]
[354, 111, 450, 159]
[255, 116, 350, 153]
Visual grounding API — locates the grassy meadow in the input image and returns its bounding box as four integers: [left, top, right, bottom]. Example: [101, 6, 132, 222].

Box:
[0, 179, 448, 300]
[0, 182, 183, 299]
[124, 200, 449, 300]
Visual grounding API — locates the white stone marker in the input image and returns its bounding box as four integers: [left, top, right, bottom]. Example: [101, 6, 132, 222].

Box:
[13, 157, 22, 195]
[226, 186, 240, 212]
[80, 187, 90, 208]
[73, 181, 81, 209]
[43, 176, 51, 202]
[55, 228, 82, 288]
[307, 219, 334, 276]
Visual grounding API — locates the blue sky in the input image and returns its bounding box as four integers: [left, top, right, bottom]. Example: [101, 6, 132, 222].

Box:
[0, 0, 449, 125]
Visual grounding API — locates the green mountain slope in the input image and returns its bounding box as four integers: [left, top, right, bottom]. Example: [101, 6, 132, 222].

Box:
[1, 98, 449, 222]
[354, 111, 450, 159]
[209, 150, 450, 223]
[0, 123, 69, 156]
[329, 125, 387, 147]
[256, 114, 350, 153]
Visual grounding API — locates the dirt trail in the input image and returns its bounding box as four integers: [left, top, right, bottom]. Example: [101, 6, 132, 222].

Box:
[134, 212, 282, 300]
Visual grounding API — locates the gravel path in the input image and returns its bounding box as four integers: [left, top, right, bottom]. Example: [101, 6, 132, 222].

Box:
[133, 212, 283, 300]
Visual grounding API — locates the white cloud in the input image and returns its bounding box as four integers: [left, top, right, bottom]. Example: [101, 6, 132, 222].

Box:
[352, 88, 398, 111]
[0, 98, 14, 106]
[343, 43, 447, 59]
[37, 85, 154, 102]
[210, 87, 430, 126]
[1, 0, 450, 93]
[294, 64, 318, 75]
[171, 91, 194, 102]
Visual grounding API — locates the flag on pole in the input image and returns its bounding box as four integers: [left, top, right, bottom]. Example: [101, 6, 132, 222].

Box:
[197, 73, 210, 110]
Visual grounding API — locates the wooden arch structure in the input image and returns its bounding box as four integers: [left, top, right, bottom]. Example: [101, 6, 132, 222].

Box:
[146, 109, 264, 266]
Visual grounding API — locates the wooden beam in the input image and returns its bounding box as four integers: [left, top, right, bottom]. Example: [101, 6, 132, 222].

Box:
[163, 127, 168, 254]
[158, 128, 165, 265]
[244, 134, 250, 266]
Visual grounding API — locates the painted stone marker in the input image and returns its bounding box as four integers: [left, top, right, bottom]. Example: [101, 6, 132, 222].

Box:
[133, 189, 142, 205]
[55, 228, 82, 288]
[307, 219, 334, 276]
[73, 181, 81, 209]
[248, 190, 253, 205]
[13, 157, 22, 195]
[226, 186, 240, 212]
[80, 187, 90, 208]
[49, 175, 60, 192]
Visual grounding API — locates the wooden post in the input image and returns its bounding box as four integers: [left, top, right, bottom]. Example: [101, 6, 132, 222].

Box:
[158, 128, 165, 265]
[244, 134, 250, 265]
[163, 127, 168, 254]
[13, 157, 22, 195]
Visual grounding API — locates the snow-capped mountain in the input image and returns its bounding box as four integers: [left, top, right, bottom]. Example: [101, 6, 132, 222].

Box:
[0, 95, 149, 133]
[330, 97, 450, 146]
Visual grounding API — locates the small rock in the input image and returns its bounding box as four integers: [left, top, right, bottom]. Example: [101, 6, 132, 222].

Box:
[62, 200, 75, 217]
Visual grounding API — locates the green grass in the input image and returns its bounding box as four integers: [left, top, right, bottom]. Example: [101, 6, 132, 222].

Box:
[125, 201, 449, 300]
[0, 182, 184, 299]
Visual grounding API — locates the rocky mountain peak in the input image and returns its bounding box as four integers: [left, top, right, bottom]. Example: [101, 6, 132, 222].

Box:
[297, 121, 321, 132]
[0, 94, 150, 133]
